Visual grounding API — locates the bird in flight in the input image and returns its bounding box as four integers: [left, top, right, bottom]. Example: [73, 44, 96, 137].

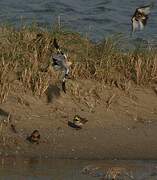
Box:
[131, 4, 153, 33]
[52, 38, 72, 93]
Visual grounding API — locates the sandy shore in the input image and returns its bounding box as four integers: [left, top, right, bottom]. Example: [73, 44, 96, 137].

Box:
[0, 82, 157, 160]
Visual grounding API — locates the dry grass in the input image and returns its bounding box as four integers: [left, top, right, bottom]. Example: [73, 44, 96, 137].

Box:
[0, 60, 16, 103]
[0, 24, 157, 103]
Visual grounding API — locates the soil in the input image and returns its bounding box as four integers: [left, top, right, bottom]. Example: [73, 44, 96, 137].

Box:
[0, 80, 157, 160]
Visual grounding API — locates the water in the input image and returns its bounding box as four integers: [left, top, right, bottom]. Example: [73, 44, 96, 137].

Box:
[0, 156, 157, 179]
[0, 0, 156, 42]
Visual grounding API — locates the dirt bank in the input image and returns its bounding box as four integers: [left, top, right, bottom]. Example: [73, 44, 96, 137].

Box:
[0, 80, 157, 160]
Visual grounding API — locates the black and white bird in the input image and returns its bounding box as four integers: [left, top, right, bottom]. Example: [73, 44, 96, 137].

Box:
[68, 115, 88, 130]
[52, 38, 72, 93]
[131, 4, 153, 33]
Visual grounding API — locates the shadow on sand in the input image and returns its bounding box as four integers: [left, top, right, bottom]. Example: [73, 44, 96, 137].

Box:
[0, 108, 9, 117]
[46, 84, 61, 103]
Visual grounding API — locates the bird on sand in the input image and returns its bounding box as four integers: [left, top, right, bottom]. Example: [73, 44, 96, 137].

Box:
[52, 38, 72, 93]
[68, 115, 88, 130]
[131, 4, 153, 33]
[26, 130, 40, 144]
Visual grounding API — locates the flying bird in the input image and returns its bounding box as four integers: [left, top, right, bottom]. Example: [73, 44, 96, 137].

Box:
[52, 38, 72, 93]
[131, 4, 153, 33]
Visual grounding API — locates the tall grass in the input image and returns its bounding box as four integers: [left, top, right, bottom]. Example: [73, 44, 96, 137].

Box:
[0, 24, 157, 103]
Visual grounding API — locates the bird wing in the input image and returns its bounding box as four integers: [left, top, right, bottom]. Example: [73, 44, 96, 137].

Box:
[61, 70, 69, 93]
[141, 15, 148, 26]
[53, 54, 64, 61]
[53, 38, 60, 50]
[52, 54, 65, 65]
[132, 17, 140, 32]
[139, 20, 145, 30]
[137, 5, 152, 15]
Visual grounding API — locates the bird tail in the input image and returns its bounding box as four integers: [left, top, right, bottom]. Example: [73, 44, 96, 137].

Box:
[53, 38, 59, 49]
[62, 81, 66, 93]
[62, 73, 69, 93]
[53, 38, 63, 53]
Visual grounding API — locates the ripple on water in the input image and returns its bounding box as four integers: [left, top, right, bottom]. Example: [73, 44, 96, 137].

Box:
[0, 0, 156, 43]
[0, 156, 157, 179]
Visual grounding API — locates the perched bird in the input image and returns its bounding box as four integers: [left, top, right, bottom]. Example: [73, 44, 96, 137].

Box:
[26, 130, 40, 144]
[52, 38, 72, 93]
[131, 4, 153, 33]
[68, 115, 88, 130]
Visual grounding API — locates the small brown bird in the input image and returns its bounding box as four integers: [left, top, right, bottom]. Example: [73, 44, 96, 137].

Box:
[26, 130, 40, 144]
[131, 4, 153, 33]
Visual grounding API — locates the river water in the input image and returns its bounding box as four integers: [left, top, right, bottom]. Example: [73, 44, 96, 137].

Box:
[0, 156, 157, 180]
[0, 0, 156, 42]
